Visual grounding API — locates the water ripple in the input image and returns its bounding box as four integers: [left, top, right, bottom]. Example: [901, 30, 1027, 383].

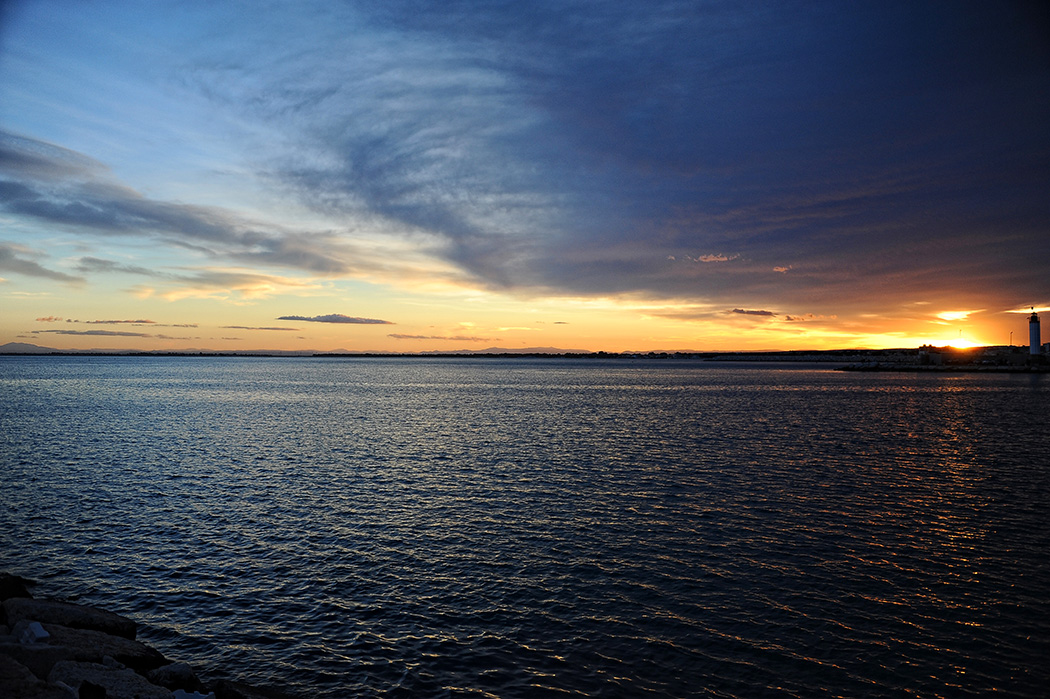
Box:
[2, 357, 1049, 697]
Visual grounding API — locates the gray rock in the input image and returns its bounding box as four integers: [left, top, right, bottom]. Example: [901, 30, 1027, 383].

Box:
[148, 662, 202, 691]
[0, 641, 77, 680]
[40, 624, 167, 673]
[0, 573, 34, 601]
[12, 619, 52, 644]
[0, 654, 70, 698]
[3, 599, 136, 640]
[48, 660, 171, 699]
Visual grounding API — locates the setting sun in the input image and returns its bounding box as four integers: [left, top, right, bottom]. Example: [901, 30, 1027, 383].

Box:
[940, 337, 982, 349]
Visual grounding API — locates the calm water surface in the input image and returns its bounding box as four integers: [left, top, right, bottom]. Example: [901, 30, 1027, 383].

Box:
[1, 356, 1048, 697]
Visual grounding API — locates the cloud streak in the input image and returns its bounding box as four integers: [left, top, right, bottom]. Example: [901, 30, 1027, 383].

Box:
[388, 333, 495, 342]
[32, 329, 152, 337]
[277, 314, 393, 325]
[0, 243, 82, 282]
[222, 326, 300, 331]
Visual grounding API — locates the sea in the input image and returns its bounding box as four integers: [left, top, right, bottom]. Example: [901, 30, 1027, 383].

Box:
[1, 355, 1048, 698]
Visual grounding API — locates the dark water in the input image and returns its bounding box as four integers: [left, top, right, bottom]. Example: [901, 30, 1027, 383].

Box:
[2, 356, 1049, 697]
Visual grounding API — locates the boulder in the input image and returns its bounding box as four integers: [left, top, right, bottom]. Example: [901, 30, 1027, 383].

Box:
[149, 661, 203, 691]
[12, 620, 51, 645]
[0, 641, 77, 680]
[40, 623, 167, 673]
[48, 660, 171, 699]
[0, 654, 70, 699]
[78, 681, 107, 699]
[0, 573, 34, 601]
[3, 599, 136, 640]
[213, 679, 297, 699]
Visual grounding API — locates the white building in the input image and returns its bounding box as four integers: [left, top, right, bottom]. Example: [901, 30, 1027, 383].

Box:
[1030, 310, 1041, 355]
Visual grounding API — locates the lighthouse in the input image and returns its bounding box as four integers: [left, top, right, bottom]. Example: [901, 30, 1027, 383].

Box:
[1030, 309, 1041, 355]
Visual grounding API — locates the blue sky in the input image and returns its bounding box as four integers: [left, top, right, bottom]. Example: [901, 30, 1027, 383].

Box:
[1, 1, 1048, 351]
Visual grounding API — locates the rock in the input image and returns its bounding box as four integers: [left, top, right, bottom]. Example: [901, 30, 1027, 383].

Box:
[149, 662, 203, 691]
[0, 573, 34, 601]
[12, 620, 51, 644]
[213, 679, 297, 699]
[3, 599, 136, 640]
[40, 624, 167, 673]
[173, 691, 215, 699]
[0, 641, 78, 680]
[78, 680, 106, 699]
[174, 684, 215, 696]
[48, 660, 170, 699]
[0, 654, 70, 698]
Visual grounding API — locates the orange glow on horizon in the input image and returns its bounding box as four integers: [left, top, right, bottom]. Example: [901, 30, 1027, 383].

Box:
[937, 337, 981, 349]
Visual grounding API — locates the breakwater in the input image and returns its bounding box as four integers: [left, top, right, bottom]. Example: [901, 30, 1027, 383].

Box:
[0, 572, 295, 699]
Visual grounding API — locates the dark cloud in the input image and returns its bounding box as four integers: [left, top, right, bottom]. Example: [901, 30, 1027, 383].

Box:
[37, 317, 199, 328]
[75, 257, 156, 276]
[731, 309, 776, 317]
[277, 314, 393, 324]
[32, 329, 151, 337]
[0, 243, 82, 282]
[222, 326, 300, 331]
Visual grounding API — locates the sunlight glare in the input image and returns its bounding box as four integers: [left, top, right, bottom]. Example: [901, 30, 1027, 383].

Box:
[941, 337, 981, 349]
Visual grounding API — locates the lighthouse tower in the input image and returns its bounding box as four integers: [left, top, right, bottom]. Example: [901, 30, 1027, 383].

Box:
[1030, 309, 1041, 355]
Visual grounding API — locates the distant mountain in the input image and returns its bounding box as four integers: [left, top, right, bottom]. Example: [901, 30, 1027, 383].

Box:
[0, 342, 58, 354]
[0, 342, 595, 356]
[419, 346, 592, 355]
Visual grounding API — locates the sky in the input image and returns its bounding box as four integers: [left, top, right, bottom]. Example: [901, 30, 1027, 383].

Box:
[1, 0, 1048, 353]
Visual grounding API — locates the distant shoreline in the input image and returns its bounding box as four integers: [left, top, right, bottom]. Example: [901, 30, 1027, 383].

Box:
[3, 345, 1049, 372]
[0, 349, 906, 361]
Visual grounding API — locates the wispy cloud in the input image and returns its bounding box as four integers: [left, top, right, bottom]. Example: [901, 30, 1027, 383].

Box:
[935, 310, 982, 322]
[132, 269, 323, 301]
[388, 333, 495, 342]
[277, 314, 393, 324]
[222, 326, 300, 331]
[0, 242, 82, 282]
[75, 257, 156, 276]
[731, 309, 777, 317]
[0, 131, 391, 279]
[32, 329, 152, 337]
[36, 317, 198, 328]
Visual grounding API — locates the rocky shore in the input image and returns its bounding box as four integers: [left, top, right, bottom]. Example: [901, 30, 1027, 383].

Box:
[0, 573, 297, 699]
